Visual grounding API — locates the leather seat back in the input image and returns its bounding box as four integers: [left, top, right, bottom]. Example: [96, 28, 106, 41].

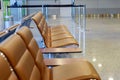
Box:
[32, 12, 49, 40]
[0, 54, 18, 80]
[38, 16, 51, 47]
[17, 27, 41, 59]
[16, 27, 49, 79]
[0, 34, 41, 80]
[32, 11, 43, 26]
[32, 12, 50, 47]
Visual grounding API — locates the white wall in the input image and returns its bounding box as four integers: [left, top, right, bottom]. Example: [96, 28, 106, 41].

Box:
[75, 0, 120, 14]
[27, 0, 60, 15]
[60, 0, 71, 17]
[75, 0, 120, 8]
[26, 0, 120, 14]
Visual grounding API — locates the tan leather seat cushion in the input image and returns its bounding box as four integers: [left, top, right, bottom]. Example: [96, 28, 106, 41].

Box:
[51, 34, 72, 41]
[51, 38, 78, 48]
[0, 55, 18, 80]
[32, 11, 43, 25]
[53, 62, 100, 80]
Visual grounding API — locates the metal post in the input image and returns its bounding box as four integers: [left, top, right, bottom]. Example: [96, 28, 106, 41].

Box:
[19, 8, 22, 21]
[71, 6, 76, 38]
[78, 7, 81, 48]
[82, 5, 86, 55]
[45, 7, 48, 20]
[71, 0, 75, 19]
[42, 5, 44, 14]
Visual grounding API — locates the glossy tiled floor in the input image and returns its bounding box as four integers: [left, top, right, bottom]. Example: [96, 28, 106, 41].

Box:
[32, 17, 120, 80]
[85, 18, 120, 80]
[47, 17, 120, 80]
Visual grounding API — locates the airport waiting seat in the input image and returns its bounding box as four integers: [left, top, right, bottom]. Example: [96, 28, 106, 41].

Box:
[0, 27, 101, 80]
[32, 12, 79, 48]
[32, 11, 73, 38]
[0, 33, 101, 80]
[0, 34, 43, 80]
[17, 26, 81, 54]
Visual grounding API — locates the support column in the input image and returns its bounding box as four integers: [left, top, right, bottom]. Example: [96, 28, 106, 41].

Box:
[0, 0, 4, 30]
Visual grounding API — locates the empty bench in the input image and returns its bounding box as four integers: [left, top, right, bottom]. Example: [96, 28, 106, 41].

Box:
[16, 26, 85, 67]
[17, 26, 82, 53]
[0, 29, 101, 80]
[32, 12, 79, 48]
[16, 26, 83, 65]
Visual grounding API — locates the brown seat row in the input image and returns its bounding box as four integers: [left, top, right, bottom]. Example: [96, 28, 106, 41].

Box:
[0, 27, 101, 80]
[32, 12, 79, 48]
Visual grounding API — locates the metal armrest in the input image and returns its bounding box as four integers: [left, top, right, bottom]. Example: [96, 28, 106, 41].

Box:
[40, 48, 82, 54]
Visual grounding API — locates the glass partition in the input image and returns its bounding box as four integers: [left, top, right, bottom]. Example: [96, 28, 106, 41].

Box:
[7, 4, 86, 54]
